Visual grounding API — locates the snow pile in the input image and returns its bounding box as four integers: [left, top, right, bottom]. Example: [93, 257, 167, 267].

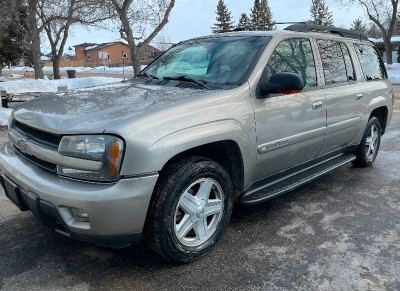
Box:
[386, 63, 400, 84]
[0, 108, 12, 127]
[4, 65, 147, 75]
[0, 77, 123, 94]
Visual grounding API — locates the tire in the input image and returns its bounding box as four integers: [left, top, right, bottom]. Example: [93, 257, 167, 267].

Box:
[145, 156, 234, 263]
[354, 116, 382, 167]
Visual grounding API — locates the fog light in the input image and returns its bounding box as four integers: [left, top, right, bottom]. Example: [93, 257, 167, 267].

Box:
[70, 207, 89, 222]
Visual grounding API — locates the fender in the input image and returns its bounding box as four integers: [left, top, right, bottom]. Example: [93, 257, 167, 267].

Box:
[367, 96, 389, 115]
[148, 119, 257, 187]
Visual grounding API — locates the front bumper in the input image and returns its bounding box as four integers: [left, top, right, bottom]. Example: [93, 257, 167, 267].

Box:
[0, 141, 159, 248]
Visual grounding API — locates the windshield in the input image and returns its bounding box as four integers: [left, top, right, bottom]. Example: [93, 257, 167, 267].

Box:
[141, 36, 270, 87]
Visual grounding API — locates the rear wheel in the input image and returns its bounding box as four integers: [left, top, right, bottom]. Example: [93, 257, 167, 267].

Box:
[354, 117, 382, 167]
[146, 156, 234, 263]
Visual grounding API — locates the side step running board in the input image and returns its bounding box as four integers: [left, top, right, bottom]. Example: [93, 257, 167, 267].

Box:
[241, 153, 356, 205]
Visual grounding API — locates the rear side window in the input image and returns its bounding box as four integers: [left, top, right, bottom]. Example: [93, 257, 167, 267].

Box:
[354, 44, 387, 81]
[317, 40, 348, 85]
[266, 38, 317, 88]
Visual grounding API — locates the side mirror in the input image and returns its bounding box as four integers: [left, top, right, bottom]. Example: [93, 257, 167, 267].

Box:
[258, 72, 305, 98]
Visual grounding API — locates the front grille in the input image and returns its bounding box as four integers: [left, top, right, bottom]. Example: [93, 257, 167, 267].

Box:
[12, 120, 62, 151]
[14, 146, 57, 173]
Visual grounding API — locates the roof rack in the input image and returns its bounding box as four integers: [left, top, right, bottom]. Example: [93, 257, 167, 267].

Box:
[219, 22, 307, 33]
[284, 23, 369, 41]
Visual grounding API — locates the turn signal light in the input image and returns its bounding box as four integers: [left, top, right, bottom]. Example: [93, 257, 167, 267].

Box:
[109, 140, 123, 177]
[278, 90, 302, 94]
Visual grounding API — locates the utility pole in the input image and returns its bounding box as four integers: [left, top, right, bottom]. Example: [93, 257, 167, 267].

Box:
[312, 0, 317, 24]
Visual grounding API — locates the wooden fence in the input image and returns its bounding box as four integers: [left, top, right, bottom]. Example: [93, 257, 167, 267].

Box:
[45, 60, 85, 68]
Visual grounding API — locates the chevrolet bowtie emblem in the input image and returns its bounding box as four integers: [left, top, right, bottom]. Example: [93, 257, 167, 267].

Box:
[17, 138, 29, 153]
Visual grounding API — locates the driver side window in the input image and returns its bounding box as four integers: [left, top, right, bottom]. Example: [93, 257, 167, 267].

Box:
[267, 38, 317, 88]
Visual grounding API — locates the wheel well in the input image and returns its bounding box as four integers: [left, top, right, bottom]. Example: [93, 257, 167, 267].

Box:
[160, 141, 244, 200]
[370, 107, 388, 134]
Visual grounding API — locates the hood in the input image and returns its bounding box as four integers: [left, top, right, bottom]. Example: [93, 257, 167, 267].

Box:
[11, 82, 205, 134]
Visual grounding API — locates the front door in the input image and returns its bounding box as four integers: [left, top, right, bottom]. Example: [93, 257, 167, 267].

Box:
[252, 37, 326, 181]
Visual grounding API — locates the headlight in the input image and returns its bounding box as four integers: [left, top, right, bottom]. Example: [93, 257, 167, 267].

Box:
[57, 135, 124, 182]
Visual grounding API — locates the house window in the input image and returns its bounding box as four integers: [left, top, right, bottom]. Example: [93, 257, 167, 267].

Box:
[87, 54, 91, 60]
[107, 53, 110, 60]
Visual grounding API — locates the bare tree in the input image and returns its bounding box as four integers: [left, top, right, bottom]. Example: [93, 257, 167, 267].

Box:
[27, 0, 45, 79]
[38, 0, 111, 79]
[338, 0, 399, 64]
[367, 22, 383, 38]
[109, 0, 175, 76]
[153, 33, 173, 52]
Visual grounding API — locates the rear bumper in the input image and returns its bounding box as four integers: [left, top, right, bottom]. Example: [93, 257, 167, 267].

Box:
[0, 141, 159, 248]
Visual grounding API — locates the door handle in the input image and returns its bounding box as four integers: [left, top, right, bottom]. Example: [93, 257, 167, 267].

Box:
[312, 101, 323, 110]
[355, 93, 363, 100]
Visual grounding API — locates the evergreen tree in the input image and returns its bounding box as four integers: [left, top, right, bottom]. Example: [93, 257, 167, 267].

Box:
[351, 18, 367, 33]
[237, 13, 251, 30]
[0, 5, 32, 76]
[309, 0, 334, 27]
[250, 0, 275, 31]
[211, 0, 235, 33]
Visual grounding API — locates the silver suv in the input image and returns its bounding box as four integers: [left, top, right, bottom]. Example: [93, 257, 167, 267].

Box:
[0, 24, 393, 262]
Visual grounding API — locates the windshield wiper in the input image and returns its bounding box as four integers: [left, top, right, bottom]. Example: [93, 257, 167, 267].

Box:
[164, 76, 212, 90]
[137, 73, 160, 84]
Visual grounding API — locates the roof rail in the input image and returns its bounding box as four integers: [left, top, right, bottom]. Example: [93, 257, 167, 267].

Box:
[284, 23, 369, 41]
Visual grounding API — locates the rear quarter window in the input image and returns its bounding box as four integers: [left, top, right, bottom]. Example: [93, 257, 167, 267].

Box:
[354, 44, 387, 81]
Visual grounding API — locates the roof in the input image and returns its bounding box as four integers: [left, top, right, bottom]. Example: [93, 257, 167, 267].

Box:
[85, 42, 129, 51]
[74, 43, 97, 47]
[370, 36, 400, 44]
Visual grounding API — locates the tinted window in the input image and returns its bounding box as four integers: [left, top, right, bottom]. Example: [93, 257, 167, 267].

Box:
[341, 43, 356, 81]
[317, 40, 348, 85]
[354, 44, 387, 81]
[266, 38, 317, 88]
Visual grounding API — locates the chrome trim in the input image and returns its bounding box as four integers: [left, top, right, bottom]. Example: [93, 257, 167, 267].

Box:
[121, 172, 159, 179]
[8, 130, 102, 172]
[355, 93, 363, 100]
[327, 117, 361, 134]
[257, 127, 326, 154]
[312, 101, 323, 110]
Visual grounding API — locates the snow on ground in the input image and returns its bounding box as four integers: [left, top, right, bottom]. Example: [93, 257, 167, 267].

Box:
[385, 63, 400, 84]
[4, 65, 147, 75]
[0, 77, 123, 94]
[0, 76, 123, 126]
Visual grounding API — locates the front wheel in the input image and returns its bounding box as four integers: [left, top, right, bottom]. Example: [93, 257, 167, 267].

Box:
[354, 116, 382, 167]
[145, 156, 234, 263]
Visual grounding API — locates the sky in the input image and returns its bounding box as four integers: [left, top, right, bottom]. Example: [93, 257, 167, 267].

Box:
[55, 0, 365, 52]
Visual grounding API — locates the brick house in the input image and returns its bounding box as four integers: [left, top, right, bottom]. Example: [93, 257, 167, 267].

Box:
[72, 42, 162, 66]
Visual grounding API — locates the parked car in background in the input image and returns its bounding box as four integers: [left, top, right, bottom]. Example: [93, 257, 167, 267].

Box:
[0, 24, 393, 263]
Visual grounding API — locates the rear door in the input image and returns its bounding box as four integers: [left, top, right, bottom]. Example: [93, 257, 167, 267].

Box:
[316, 39, 366, 155]
[252, 37, 327, 180]
[353, 43, 391, 122]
